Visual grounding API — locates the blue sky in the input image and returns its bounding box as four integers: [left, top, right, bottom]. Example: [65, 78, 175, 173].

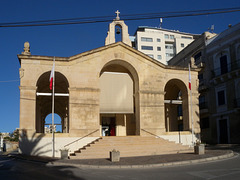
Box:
[0, 0, 240, 133]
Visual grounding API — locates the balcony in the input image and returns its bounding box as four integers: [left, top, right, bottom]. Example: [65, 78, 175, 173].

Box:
[211, 59, 240, 78]
[211, 60, 240, 85]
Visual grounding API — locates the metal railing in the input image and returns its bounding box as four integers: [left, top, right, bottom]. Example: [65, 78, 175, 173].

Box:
[64, 129, 99, 148]
[141, 129, 160, 137]
[212, 59, 240, 78]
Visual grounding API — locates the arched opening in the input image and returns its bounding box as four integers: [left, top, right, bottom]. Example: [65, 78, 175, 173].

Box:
[99, 60, 139, 136]
[36, 71, 69, 133]
[164, 79, 189, 132]
[44, 113, 62, 133]
[115, 24, 122, 42]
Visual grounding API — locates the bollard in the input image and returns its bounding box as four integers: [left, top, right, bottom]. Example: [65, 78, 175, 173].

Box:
[194, 144, 205, 155]
[60, 149, 69, 159]
[110, 149, 120, 162]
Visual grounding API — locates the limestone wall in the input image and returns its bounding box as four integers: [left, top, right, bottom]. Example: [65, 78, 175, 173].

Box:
[18, 42, 200, 151]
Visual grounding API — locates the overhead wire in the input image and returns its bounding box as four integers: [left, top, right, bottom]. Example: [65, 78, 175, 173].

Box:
[0, 7, 240, 28]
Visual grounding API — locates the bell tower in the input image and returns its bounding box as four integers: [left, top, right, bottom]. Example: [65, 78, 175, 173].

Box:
[105, 10, 132, 46]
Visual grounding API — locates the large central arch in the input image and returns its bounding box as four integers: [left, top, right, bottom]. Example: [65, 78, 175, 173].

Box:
[99, 60, 140, 136]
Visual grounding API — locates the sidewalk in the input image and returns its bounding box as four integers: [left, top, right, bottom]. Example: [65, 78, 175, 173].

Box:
[4, 145, 239, 169]
[51, 149, 234, 169]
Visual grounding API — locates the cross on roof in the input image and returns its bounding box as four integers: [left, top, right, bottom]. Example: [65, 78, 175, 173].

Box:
[115, 10, 120, 20]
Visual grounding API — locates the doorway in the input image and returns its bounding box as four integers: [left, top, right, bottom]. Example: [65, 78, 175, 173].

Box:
[101, 116, 116, 136]
[218, 119, 229, 144]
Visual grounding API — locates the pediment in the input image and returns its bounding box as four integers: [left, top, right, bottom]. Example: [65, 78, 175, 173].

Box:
[18, 42, 193, 72]
[69, 42, 166, 68]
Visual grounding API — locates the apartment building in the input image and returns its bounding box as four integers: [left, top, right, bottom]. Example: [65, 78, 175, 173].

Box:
[131, 27, 200, 64]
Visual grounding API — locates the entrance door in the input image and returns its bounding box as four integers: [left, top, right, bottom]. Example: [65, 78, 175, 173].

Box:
[101, 116, 116, 136]
[218, 119, 229, 144]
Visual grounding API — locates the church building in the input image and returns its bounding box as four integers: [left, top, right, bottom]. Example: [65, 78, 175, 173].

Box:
[18, 12, 200, 158]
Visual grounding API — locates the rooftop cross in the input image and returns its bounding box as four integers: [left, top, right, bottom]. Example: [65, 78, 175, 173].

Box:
[115, 10, 120, 20]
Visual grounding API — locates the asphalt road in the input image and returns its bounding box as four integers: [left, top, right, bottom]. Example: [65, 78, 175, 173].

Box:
[1, 153, 240, 180]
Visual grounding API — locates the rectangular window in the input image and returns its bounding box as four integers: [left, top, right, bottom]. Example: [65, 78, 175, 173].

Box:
[164, 34, 169, 39]
[165, 45, 173, 49]
[218, 90, 225, 106]
[170, 35, 174, 39]
[199, 96, 207, 109]
[220, 55, 228, 75]
[141, 46, 153, 50]
[181, 43, 184, 47]
[157, 38, 161, 42]
[157, 55, 162, 60]
[181, 36, 192, 39]
[157, 47, 161, 51]
[141, 37, 153, 42]
[166, 53, 174, 57]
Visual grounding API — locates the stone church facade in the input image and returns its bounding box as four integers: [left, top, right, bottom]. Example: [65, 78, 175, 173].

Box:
[18, 16, 200, 157]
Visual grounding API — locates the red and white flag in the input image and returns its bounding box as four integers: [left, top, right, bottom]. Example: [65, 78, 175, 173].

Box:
[49, 63, 55, 90]
[188, 63, 191, 90]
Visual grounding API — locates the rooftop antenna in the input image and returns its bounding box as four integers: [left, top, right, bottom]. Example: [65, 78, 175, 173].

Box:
[210, 25, 214, 33]
[159, 18, 163, 28]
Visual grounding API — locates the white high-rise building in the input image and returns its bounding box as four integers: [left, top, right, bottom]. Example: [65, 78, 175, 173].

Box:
[131, 27, 200, 64]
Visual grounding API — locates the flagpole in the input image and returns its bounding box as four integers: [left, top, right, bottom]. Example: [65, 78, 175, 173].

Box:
[189, 63, 194, 146]
[52, 57, 55, 157]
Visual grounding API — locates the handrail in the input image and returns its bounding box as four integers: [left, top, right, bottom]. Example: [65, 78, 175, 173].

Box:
[141, 129, 160, 138]
[64, 129, 99, 148]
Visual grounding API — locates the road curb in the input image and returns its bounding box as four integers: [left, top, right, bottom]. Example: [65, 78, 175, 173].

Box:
[48, 151, 235, 169]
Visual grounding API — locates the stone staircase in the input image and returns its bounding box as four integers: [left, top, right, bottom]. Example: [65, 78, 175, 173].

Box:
[69, 136, 193, 159]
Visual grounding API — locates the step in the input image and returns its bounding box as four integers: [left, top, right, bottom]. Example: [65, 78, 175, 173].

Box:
[70, 149, 193, 159]
[75, 148, 192, 157]
[69, 136, 191, 159]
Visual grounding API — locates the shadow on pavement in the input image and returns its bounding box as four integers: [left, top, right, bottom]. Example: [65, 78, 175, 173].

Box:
[0, 154, 85, 180]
